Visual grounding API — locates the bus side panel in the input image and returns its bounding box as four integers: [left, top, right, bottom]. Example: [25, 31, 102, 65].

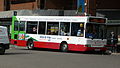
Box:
[68, 44, 87, 51]
[34, 41, 60, 49]
[17, 40, 27, 47]
[10, 39, 27, 47]
[11, 39, 60, 49]
[33, 41, 46, 48]
[46, 42, 60, 49]
[68, 44, 107, 51]
[10, 39, 15, 45]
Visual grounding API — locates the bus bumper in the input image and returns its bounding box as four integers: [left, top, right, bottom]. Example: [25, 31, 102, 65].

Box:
[69, 44, 107, 52]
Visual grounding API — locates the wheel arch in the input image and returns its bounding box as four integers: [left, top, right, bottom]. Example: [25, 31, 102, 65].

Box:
[26, 39, 33, 45]
[60, 41, 68, 46]
[60, 41, 68, 49]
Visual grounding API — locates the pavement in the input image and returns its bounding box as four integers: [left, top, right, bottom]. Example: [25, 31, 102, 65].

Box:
[111, 53, 120, 56]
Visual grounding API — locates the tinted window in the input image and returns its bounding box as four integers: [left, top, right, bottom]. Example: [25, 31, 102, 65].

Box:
[47, 22, 59, 35]
[60, 22, 70, 36]
[71, 23, 84, 37]
[26, 21, 38, 34]
[85, 23, 106, 39]
[19, 21, 25, 31]
[38, 22, 46, 34]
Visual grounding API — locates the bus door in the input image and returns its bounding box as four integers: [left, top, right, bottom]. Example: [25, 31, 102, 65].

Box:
[18, 21, 26, 40]
[12, 21, 26, 44]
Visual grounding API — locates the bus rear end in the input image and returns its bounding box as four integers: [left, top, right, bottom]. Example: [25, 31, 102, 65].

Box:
[84, 17, 107, 52]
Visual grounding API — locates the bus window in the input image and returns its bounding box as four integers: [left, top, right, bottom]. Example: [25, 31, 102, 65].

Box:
[71, 23, 84, 37]
[47, 22, 59, 35]
[14, 21, 19, 31]
[19, 21, 25, 31]
[26, 21, 38, 34]
[85, 23, 106, 39]
[60, 22, 70, 36]
[38, 22, 46, 34]
[85, 24, 95, 38]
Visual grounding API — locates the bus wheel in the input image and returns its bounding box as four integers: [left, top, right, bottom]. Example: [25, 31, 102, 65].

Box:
[27, 40, 34, 50]
[60, 43, 68, 52]
[0, 48, 5, 55]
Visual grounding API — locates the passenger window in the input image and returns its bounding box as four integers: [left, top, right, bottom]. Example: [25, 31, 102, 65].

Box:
[19, 21, 25, 31]
[71, 22, 84, 37]
[26, 21, 38, 34]
[60, 22, 70, 36]
[38, 22, 46, 34]
[47, 22, 59, 35]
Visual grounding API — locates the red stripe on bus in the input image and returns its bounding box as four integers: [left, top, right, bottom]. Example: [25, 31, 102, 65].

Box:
[10, 39, 106, 51]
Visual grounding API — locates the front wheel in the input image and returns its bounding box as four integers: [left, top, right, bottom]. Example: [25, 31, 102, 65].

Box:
[60, 43, 68, 52]
[27, 40, 34, 50]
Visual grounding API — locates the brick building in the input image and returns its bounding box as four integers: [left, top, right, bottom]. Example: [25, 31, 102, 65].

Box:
[0, 0, 38, 11]
[0, 0, 76, 11]
[97, 0, 120, 9]
[0, 0, 5, 11]
[0, 0, 96, 16]
[96, 0, 120, 36]
[0, 0, 120, 13]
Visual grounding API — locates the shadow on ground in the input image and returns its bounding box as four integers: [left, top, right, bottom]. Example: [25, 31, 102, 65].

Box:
[18, 48, 111, 55]
[4, 52, 32, 55]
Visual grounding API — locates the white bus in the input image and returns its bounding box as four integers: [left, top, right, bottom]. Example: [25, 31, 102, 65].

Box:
[11, 16, 107, 52]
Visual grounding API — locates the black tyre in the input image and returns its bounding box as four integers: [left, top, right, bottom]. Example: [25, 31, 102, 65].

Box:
[60, 43, 68, 52]
[27, 40, 34, 50]
[0, 48, 5, 55]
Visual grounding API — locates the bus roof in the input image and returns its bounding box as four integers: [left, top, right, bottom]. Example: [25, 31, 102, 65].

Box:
[13, 16, 106, 22]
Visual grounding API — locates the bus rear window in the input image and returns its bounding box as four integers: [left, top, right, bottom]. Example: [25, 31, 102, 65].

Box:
[85, 23, 106, 39]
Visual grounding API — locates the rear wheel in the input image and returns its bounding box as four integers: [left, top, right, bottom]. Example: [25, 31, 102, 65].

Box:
[60, 43, 68, 52]
[0, 48, 5, 55]
[27, 40, 34, 50]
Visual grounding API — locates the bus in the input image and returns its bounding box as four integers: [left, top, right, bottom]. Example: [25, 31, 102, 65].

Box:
[10, 16, 107, 52]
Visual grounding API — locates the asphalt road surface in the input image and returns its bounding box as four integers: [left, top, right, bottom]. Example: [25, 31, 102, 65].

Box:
[0, 46, 120, 68]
